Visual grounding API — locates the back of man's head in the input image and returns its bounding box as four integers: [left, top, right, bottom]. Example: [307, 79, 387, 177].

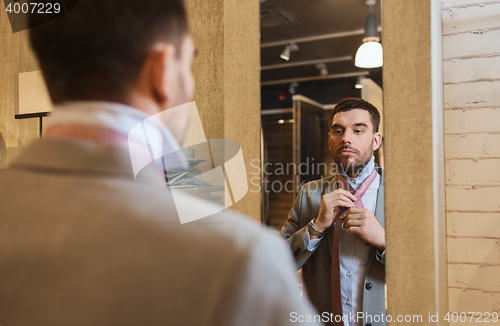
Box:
[29, 0, 188, 104]
[327, 97, 381, 133]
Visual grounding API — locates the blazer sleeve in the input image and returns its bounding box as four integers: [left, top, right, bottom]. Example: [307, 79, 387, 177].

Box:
[280, 185, 320, 269]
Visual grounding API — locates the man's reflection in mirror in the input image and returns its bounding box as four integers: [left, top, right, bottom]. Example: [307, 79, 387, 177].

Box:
[281, 98, 386, 326]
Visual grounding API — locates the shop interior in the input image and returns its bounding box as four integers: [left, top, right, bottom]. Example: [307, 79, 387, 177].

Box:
[260, 0, 384, 230]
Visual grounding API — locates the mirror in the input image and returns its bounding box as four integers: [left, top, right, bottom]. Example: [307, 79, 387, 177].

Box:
[260, 1, 387, 324]
[260, 0, 384, 229]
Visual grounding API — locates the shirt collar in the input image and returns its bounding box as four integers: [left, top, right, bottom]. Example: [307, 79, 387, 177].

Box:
[47, 101, 189, 171]
[339, 156, 375, 190]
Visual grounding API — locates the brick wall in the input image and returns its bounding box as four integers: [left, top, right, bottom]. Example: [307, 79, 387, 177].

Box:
[442, 0, 500, 319]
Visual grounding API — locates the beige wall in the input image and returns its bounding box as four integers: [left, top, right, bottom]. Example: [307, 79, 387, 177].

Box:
[442, 0, 500, 318]
[383, 0, 448, 323]
[0, 3, 40, 170]
[184, 0, 261, 221]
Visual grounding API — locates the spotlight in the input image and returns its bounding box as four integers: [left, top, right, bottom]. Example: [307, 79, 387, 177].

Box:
[280, 42, 299, 61]
[316, 62, 328, 76]
[355, 77, 363, 89]
[288, 82, 298, 94]
[355, 0, 383, 68]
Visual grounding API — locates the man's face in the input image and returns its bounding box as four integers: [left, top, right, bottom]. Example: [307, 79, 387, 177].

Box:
[328, 109, 381, 176]
[160, 35, 196, 144]
[169, 35, 196, 107]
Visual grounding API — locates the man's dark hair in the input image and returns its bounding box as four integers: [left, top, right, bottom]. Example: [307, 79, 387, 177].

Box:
[327, 97, 381, 132]
[29, 0, 189, 103]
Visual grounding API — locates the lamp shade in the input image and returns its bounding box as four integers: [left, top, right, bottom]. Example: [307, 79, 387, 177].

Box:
[355, 41, 383, 68]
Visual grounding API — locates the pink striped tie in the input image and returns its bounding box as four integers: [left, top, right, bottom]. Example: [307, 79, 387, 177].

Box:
[331, 169, 377, 326]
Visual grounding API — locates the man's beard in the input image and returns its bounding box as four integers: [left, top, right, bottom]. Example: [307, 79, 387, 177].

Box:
[333, 145, 372, 177]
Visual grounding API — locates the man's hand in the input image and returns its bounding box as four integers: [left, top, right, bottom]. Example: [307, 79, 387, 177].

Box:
[339, 207, 385, 250]
[311, 189, 357, 239]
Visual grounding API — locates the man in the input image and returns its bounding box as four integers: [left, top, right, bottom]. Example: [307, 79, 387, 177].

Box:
[281, 98, 386, 326]
[0, 1, 319, 325]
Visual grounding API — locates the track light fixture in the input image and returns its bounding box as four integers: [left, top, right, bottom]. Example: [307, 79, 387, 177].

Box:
[316, 62, 328, 76]
[288, 82, 299, 94]
[355, 76, 363, 89]
[355, 0, 383, 68]
[280, 42, 299, 61]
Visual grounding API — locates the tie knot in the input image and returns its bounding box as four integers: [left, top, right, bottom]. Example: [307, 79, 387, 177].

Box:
[336, 176, 356, 194]
[346, 182, 356, 194]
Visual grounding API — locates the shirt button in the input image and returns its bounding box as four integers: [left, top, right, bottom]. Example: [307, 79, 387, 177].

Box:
[346, 272, 350, 277]
[346, 300, 351, 306]
[347, 245, 351, 249]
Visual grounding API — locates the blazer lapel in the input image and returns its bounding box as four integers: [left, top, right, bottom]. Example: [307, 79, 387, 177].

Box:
[325, 175, 337, 256]
[374, 167, 385, 228]
[367, 167, 385, 267]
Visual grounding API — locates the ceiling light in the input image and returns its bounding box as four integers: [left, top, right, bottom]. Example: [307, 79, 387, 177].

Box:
[355, 0, 383, 68]
[316, 62, 328, 76]
[278, 119, 285, 124]
[355, 77, 363, 89]
[280, 42, 298, 61]
[288, 82, 298, 94]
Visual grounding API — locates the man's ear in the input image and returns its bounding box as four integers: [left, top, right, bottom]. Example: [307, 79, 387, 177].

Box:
[328, 132, 332, 150]
[372, 132, 382, 151]
[148, 43, 176, 105]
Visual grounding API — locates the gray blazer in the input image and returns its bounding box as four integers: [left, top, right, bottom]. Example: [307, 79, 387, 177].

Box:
[0, 138, 320, 326]
[281, 168, 385, 326]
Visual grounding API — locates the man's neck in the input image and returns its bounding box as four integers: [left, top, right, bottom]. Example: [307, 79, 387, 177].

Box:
[342, 157, 375, 180]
